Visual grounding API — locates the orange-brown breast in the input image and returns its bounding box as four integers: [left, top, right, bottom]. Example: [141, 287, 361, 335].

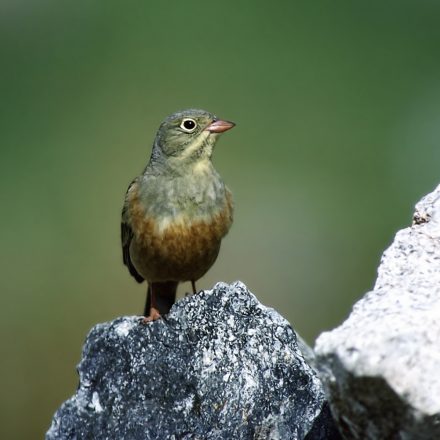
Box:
[127, 184, 233, 282]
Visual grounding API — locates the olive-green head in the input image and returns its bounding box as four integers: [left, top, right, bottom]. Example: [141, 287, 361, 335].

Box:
[150, 109, 235, 168]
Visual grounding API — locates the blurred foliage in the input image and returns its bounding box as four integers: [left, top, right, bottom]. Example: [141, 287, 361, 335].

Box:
[2, 0, 440, 438]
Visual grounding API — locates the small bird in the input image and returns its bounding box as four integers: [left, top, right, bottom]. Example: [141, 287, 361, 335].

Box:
[121, 109, 235, 321]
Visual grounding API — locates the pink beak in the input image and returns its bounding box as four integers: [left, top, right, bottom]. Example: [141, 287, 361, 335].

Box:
[205, 119, 235, 133]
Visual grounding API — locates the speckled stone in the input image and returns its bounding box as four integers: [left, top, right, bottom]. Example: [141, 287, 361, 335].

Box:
[47, 282, 340, 440]
[315, 184, 440, 439]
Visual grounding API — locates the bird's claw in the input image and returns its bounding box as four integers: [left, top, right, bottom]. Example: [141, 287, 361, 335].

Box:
[141, 307, 161, 324]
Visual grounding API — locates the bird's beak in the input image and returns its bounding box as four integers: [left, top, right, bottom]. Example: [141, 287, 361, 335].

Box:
[205, 119, 235, 133]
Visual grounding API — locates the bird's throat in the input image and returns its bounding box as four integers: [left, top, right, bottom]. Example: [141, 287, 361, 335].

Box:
[180, 131, 213, 162]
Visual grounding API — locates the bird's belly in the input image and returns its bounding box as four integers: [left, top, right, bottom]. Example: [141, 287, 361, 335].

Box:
[130, 211, 230, 283]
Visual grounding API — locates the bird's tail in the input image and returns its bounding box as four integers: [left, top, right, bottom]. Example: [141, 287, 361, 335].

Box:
[144, 281, 178, 316]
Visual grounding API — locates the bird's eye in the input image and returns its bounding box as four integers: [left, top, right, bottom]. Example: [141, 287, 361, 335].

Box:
[180, 118, 197, 133]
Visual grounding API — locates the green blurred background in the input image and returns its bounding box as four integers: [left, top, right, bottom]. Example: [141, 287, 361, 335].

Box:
[2, 0, 440, 438]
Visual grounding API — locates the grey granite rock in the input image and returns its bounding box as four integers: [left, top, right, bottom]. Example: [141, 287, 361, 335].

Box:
[315, 184, 440, 439]
[47, 282, 340, 440]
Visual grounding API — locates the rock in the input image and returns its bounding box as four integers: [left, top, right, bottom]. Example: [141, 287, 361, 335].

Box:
[47, 282, 340, 440]
[315, 184, 440, 439]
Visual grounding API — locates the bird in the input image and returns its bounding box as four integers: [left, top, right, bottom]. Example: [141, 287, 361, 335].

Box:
[121, 109, 235, 321]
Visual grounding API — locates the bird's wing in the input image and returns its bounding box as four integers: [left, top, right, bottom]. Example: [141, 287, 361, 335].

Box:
[121, 179, 144, 283]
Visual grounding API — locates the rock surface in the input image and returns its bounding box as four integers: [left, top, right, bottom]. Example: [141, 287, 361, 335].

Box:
[47, 282, 340, 439]
[315, 184, 440, 439]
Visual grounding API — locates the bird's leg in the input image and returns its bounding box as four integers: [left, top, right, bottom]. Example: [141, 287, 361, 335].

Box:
[142, 282, 178, 323]
[143, 284, 161, 323]
[184, 280, 197, 297]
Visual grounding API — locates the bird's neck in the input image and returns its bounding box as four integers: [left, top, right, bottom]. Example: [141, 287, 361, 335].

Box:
[147, 154, 215, 178]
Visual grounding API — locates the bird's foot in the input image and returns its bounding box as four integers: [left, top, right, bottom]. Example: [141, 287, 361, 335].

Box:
[141, 307, 161, 323]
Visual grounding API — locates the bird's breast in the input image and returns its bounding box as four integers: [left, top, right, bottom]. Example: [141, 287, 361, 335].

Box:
[126, 181, 233, 282]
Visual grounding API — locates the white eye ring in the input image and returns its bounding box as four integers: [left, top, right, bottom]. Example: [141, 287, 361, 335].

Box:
[180, 118, 197, 133]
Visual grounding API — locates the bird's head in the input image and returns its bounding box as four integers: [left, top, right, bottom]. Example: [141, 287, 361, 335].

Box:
[150, 109, 235, 170]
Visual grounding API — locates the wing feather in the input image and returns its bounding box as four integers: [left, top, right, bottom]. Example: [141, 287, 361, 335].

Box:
[121, 180, 144, 283]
